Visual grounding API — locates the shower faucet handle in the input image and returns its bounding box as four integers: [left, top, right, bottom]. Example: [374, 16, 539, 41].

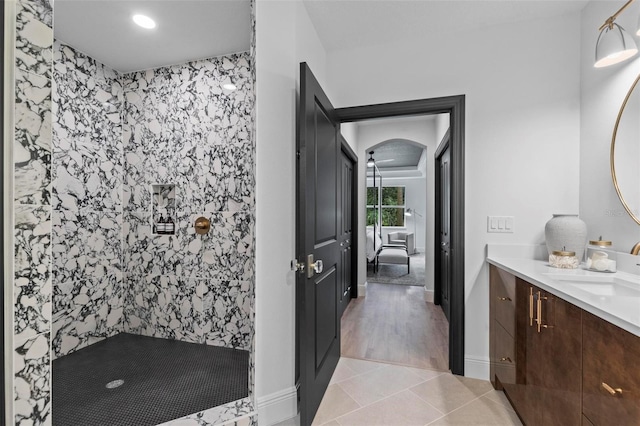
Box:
[194, 216, 211, 235]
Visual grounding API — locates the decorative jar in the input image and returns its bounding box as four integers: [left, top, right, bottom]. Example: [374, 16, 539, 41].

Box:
[585, 237, 616, 272]
[544, 214, 588, 261]
[549, 249, 579, 269]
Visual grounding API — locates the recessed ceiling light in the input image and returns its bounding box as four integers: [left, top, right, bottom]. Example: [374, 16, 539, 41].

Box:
[223, 83, 237, 91]
[132, 14, 156, 29]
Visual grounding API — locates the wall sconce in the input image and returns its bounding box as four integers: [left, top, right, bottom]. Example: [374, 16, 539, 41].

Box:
[595, 0, 639, 67]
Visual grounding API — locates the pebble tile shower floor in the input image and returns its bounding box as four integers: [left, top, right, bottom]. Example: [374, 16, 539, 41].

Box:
[52, 333, 249, 426]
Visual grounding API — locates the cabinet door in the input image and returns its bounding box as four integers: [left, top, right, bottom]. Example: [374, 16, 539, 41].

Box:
[583, 311, 640, 425]
[524, 284, 544, 426]
[539, 291, 582, 425]
[490, 265, 517, 389]
[523, 285, 582, 425]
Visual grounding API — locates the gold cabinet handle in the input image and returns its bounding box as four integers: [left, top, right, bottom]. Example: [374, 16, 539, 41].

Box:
[529, 288, 534, 326]
[536, 291, 542, 332]
[497, 296, 512, 301]
[500, 357, 512, 363]
[602, 382, 623, 396]
[536, 292, 553, 333]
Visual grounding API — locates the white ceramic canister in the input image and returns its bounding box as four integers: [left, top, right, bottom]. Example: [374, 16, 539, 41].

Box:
[544, 214, 588, 260]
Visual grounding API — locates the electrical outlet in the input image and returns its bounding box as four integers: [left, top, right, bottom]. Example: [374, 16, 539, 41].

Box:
[487, 216, 514, 233]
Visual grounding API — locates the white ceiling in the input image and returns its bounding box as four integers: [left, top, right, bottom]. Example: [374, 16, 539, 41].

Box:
[303, 0, 589, 52]
[52, 1, 590, 76]
[53, 0, 251, 73]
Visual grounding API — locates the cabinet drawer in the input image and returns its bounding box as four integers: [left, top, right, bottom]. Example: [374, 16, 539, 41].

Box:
[583, 311, 640, 425]
[493, 321, 516, 386]
[490, 265, 516, 336]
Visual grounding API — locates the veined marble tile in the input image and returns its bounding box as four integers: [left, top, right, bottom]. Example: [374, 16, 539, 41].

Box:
[15, 0, 53, 77]
[157, 397, 255, 426]
[14, 333, 51, 426]
[52, 209, 122, 283]
[122, 52, 254, 213]
[53, 41, 120, 87]
[124, 211, 189, 277]
[52, 273, 124, 358]
[182, 143, 255, 212]
[124, 274, 201, 343]
[194, 211, 254, 281]
[200, 280, 252, 350]
[14, 67, 52, 205]
[53, 41, 123, 212]
[14, 205, 52, 341]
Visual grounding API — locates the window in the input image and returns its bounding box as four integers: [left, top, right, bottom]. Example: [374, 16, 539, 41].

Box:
[366, 186, 406, 227]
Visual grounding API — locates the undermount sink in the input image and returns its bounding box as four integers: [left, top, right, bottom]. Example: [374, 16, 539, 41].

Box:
[542, 273, 640, 298]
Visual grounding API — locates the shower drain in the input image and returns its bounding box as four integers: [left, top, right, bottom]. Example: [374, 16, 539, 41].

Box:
[105, 379, 124, 389]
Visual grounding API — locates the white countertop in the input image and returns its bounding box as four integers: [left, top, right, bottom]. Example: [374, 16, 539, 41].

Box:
[486, 256, 640, 337]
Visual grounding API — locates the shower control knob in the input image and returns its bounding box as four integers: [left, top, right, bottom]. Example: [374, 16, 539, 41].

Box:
[194, 217, 211, 235]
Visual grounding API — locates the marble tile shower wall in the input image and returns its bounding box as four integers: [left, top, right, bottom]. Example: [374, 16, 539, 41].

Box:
[51, 41, 255, 357]
[51, 41, 125, 359]
[12, 0, 54, 424]
[122, 52, 255, 351]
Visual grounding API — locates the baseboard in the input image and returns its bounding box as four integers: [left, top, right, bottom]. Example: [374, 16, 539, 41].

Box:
[257, 386, 298, 426]
[423, 289, 434, 303]
[358, 281, 368, 297]
[464, 356, 490, 380]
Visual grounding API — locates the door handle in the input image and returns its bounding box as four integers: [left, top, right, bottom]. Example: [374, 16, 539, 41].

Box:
[307, 254, 324, 278]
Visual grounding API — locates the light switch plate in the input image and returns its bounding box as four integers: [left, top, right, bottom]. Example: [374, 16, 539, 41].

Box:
[487, 216, 514, 233]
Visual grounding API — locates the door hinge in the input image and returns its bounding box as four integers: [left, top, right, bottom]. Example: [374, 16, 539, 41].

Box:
[296, 150, 301, 159]
[291, 259, 305, 273]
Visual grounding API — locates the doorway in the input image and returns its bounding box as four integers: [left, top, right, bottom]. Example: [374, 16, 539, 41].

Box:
[343, 118, 449, 372]
[336, 97, 465, 375]
[296, 63, 465, 425]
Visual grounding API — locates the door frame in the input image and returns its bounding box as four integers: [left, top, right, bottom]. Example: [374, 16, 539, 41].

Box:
[433, 130, 451, 305]
[340, 138, 359, 303]
[335, 95, 466, 375]
[434, 129, 450, 307]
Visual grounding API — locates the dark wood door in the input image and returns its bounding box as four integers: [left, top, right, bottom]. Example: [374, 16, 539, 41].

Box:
[583, 311, 640, 425]
[439, 145, 451, 321]
[296, 63, 341, 426]
[339, 149, 354, 316]
[524, 284, 544, 425]
[523, 284, 582, 425]
[539, 290, 582, 425]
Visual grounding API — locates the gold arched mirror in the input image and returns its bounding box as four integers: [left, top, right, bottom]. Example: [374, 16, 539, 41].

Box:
[612, 73, 640, 226]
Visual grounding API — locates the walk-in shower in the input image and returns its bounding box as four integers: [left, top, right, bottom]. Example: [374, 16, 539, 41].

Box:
[47, 1, 256, 424]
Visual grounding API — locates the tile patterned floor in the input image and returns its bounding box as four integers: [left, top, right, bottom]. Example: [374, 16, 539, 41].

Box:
[276, 357, 523, 426]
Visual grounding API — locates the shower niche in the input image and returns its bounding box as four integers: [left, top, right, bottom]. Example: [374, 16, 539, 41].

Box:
[152, 184, 176, 235]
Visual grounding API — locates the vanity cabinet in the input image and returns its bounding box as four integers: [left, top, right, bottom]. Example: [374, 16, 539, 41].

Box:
[491, 265, 640, 425]
[582, 310, 640, 425]
[490, 267, 582, 425]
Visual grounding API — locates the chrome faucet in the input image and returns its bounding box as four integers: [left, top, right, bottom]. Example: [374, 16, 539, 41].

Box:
[632, 242, 640, 255]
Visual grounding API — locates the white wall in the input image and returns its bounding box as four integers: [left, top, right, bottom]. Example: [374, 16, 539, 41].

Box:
[327, 13, 582, 378]
[356, 117, 436, 295]
[579, 1, 640, 253]
[254, 0, 328, 423]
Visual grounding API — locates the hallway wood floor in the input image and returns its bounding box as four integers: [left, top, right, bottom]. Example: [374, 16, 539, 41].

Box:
[341, 283, 449, 371]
